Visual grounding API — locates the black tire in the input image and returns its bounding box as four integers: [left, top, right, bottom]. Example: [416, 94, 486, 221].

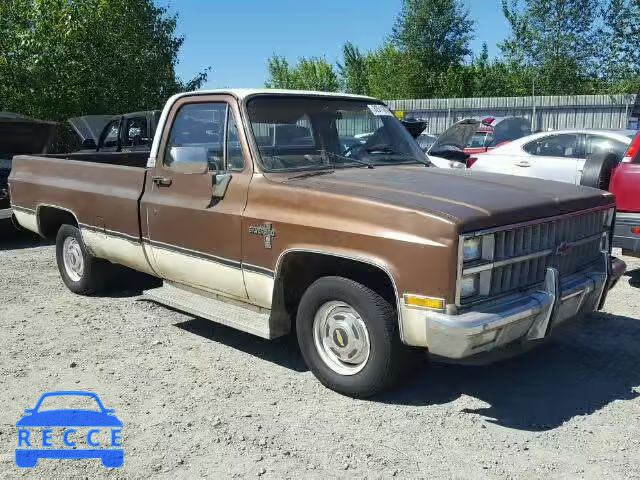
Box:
[55, 224, 111, 295]
[296, 276, 406, 398]
[580, 152, 618, 190]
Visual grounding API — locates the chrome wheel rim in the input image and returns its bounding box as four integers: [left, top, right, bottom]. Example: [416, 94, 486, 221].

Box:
[312, 301, 370, 376]
[62, 237, 84, 282]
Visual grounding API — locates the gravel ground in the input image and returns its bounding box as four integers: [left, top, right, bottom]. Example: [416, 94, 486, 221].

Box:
[1, 220, 640, 479]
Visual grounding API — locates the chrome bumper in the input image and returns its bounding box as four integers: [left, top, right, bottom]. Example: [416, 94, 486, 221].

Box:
[400, 254, 626, 360]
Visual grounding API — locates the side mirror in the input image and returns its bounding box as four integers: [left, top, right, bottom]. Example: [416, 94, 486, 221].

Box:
[81, 139, 97, 150]
[168, 146, 208, 174]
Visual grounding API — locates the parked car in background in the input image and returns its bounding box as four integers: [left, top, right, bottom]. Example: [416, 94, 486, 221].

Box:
[426, 118, 478, 169]
[470, 128, 638, 186]
[416, 132, 438, 152]
[423, 117, 530, 169]
[0, 113, 57, 222]
[609, 133, 640, 255]
[69, 110, 161, 153]
[464, 117, 531, 165]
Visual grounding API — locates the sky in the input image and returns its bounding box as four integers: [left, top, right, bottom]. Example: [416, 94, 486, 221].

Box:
[160, 0, 510, 90]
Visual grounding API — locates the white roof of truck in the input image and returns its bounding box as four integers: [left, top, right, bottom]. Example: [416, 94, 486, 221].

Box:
[175, 88, 378, 101]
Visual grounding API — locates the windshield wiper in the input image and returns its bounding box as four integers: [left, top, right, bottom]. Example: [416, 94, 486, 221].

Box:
[365, 144, 431, 167]
[287, 168, 335, 180]
[324, 151, 374, 169]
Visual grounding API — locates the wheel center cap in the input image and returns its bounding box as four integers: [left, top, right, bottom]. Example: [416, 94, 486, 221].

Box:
[333, 327, 348, 348]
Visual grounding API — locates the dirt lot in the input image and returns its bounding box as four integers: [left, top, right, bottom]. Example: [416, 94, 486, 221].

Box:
[1, 220, 640, 479]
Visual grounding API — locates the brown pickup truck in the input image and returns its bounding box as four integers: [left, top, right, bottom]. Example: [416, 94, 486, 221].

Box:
[9, 89, 625, 397]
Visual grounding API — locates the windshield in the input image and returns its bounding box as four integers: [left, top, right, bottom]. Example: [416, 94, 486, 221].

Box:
[246, 96, 428, 172]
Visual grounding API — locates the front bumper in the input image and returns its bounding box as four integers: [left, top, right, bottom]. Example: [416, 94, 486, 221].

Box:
[613, 212, 640, 255]
[400, 254, 625, 361]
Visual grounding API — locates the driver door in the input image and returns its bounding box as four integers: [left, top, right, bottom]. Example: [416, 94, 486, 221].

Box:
[141, 95, 252, 300]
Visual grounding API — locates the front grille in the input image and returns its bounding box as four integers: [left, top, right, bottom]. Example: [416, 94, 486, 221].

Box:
[485, 209, 605, 298]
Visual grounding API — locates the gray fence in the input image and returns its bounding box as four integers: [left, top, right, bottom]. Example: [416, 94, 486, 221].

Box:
[386, 94, 639, 134]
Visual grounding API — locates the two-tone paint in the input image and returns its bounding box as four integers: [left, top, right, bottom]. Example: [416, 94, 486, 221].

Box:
[8, 89, 617, 350]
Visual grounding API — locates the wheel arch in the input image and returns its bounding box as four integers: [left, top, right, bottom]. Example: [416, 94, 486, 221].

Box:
[36, 204, 80, 239]
[270, 248, 402, 334]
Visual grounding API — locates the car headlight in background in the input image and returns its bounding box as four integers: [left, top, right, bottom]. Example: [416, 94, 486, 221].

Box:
[463, 237, 482, 262]
[460, 274, 479, 298]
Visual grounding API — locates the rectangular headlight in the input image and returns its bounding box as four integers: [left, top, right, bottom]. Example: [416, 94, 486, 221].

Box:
[460, 274, 479, 298]
[463, 237, 482, 262]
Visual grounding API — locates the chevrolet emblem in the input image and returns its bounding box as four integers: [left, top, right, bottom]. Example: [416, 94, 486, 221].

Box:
[555, 241, 573, 257]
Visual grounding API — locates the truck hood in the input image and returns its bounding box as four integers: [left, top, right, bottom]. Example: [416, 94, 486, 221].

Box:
[279, 165, 613, 232]
[67, 115, 113, 143]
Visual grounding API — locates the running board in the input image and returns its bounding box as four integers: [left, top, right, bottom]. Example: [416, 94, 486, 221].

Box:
[143, 282, 287, 339]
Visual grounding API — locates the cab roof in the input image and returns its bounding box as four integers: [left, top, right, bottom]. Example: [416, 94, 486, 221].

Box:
[173, 88, 379, 102]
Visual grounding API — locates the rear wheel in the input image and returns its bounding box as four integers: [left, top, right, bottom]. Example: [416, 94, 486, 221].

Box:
[296, 276, 406, 398]
[580, 152, 618, 190]
[56, 224, 111, 295]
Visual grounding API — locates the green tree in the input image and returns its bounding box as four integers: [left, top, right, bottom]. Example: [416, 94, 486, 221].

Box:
[0, 0, 208, 121]
[337, 42, 370, 95]
[364, 44, 423, 99]
[500, 0, 599, 95]
[391, 0, 474, 97]
[265, 55, 339, 91]
[596, 0, 640, 92]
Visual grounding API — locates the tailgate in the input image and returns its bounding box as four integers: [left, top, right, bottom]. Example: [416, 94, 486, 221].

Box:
[9, 155, 146, 239]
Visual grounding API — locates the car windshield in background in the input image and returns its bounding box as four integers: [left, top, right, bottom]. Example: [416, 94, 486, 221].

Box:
[246, 96, 428, 172]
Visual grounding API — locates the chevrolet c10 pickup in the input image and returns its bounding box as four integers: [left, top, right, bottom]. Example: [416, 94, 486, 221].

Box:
[9, 89, 626, 397]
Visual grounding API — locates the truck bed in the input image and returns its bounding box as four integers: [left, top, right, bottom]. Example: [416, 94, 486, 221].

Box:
[9, 154, 147, 244]
[44, 150, 150, 168]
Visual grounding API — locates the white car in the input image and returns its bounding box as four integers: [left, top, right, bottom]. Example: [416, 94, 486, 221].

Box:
[471, 129, 638, 185]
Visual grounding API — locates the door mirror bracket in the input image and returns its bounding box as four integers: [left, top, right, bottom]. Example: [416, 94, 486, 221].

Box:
[212, 173, 232, 199]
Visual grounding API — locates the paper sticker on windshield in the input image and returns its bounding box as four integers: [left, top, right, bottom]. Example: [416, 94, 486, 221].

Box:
[368, 104, 393, 117]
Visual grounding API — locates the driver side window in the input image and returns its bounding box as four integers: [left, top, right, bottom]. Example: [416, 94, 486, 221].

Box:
[164, 102, 227, 172]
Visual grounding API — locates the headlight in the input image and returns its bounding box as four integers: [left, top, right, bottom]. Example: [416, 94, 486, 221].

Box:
[463, 237, 482, 262]
[449, 160, 466, 169]
[460, 274, 479, 298]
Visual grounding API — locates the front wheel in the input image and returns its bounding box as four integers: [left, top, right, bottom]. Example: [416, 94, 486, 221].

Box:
[296, 276, 406, 398]
[56, 224, 111, 295]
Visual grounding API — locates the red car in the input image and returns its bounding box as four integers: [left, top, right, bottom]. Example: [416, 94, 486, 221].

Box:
[464, 116, 531, 166]
[610, 132, 640, 255]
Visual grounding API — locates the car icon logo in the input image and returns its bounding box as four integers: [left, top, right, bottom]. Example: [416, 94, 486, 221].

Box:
[15, 391, 123, 468]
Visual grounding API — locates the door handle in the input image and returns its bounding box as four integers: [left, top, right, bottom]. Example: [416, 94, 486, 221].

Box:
[515, 161, 531, 168]
[151, 176, 172, 186]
